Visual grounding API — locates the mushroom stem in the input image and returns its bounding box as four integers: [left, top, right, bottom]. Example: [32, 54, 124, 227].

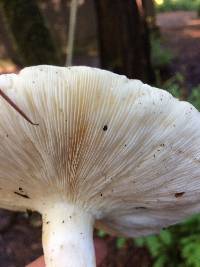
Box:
[42, 203, 96, 267]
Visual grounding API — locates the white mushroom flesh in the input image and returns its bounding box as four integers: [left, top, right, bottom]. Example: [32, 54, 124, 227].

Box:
[0, 65, 200, 266]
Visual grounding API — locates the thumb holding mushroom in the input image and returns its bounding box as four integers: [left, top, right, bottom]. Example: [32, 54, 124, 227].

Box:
[0, 65, 200, 267]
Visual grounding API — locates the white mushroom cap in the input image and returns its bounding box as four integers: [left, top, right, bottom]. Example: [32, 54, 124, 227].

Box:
[0, 65, 200, 266]
[0, 73, 17, 90]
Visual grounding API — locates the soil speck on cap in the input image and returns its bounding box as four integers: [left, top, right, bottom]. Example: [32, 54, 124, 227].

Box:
[175, 192, 185, 198]
[103, 125, 108, 131]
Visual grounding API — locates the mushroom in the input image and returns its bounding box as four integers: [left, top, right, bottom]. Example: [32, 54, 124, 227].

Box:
[0, 65, 200, 267]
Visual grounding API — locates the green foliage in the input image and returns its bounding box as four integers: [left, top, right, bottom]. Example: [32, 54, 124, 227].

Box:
[135, 214, 200, 267]
[135, 228, 178, 267]
[116, 237, 126, 249]
[97, 230, 107, 238]
[97, 230, 127, 249]
[159, 72, 183, 98]
[188, 86, 200, 110]
[151, 35, 173, 70]
[155, 0, 200, 13]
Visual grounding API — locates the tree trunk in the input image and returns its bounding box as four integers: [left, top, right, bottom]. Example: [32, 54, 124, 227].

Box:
[142, 0, 157, 30]
[95, 0, 155, 83]
[0, 0, 61, 66]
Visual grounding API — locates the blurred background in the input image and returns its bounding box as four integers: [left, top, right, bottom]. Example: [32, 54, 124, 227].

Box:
[0, 0, 200, 266]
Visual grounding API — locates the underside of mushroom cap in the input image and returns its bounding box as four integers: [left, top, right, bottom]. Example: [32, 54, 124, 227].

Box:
[0, 65, 200, 237]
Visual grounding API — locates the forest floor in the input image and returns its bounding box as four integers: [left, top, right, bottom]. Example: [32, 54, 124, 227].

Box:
[157, 11, 200, 89]
[1, 10, 200, 267]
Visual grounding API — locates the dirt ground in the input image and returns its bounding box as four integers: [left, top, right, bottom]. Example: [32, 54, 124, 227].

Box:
[1, 10, 200, 267]
[0, 210, 152, 267]
[157, 11, 200, 88]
